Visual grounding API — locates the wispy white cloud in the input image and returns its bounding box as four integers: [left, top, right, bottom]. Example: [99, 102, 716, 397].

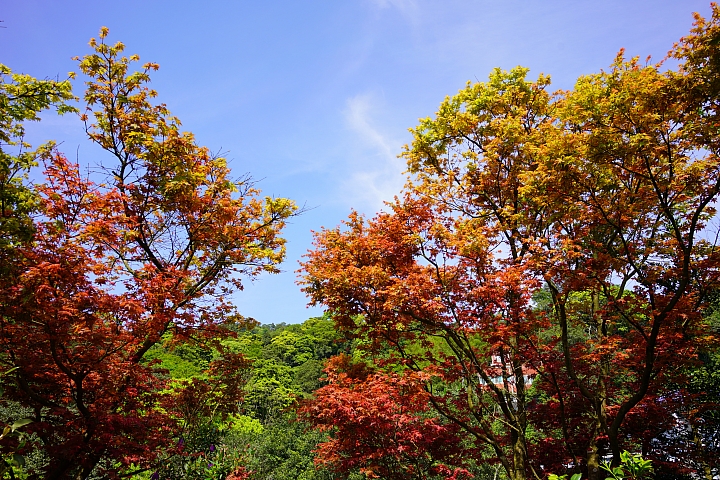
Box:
[345, 93, 396, 160]
[340, 92, 407, 212]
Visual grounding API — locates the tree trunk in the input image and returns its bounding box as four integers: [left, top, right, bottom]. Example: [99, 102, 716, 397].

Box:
[511, 430, 528, 480]
[586, 438, 602, 480]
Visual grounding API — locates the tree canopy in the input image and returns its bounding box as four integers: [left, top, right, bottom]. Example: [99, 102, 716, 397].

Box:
[300, 5, 720, 480]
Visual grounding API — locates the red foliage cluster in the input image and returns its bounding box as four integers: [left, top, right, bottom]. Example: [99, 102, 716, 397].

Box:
[300, 355, 473, 480]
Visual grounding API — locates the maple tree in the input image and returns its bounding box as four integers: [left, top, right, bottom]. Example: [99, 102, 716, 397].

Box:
[301, 90, 549, 479]
[521, 12, 720, 477]
[301, 6, 720, 480]
[300, 355, 472, 480]
[0, 28, 296, 479]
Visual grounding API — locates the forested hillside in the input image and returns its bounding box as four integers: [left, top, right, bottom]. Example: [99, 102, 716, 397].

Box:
[2, 5, 720, 480]
[138, 316, 356, 480]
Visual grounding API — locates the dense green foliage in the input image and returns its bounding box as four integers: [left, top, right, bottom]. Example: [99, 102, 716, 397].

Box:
[139, 316, 356, 480]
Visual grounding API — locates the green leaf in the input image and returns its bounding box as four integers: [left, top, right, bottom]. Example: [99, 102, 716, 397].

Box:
[1, 367, 18, 376]
[11, 418, 32, 432]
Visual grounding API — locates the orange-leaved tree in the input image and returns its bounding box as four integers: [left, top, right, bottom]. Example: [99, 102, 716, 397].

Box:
[0, 28, 297, 479]
[301, 67, 553, 480]
[300, 6, 720, 480]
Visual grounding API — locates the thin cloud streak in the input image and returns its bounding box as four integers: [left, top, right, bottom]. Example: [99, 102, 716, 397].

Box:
[341, 93, 407, 212]
[345, 93, 396, 160]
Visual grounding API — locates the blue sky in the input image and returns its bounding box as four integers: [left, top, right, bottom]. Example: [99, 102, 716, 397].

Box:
[1, 0, 712, 324]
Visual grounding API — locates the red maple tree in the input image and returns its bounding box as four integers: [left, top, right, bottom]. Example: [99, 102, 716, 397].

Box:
[0, 29, 296, 478]
[300, 355, 473, 480]
[301, 194, 547, 480]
